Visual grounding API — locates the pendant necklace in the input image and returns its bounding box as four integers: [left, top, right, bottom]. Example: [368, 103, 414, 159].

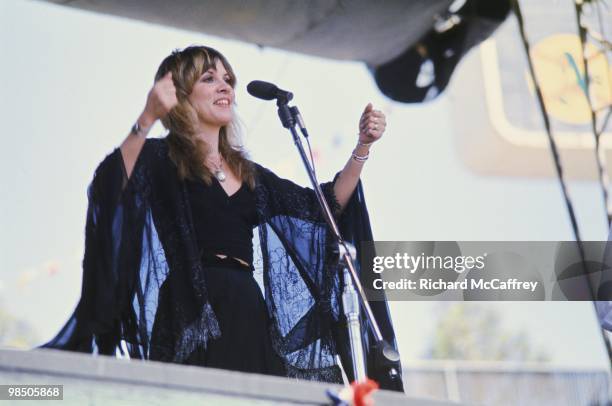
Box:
[210, 154, 227, 182]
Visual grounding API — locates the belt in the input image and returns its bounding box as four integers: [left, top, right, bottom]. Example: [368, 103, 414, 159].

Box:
[201, 251, 254, 272]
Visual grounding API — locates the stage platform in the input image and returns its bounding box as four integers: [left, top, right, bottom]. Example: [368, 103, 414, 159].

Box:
[0, 348, 458, 405]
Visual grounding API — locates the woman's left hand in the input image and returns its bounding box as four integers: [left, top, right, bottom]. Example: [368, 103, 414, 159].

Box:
[358, 103, 386, 144]
[334, 103, 385, 209]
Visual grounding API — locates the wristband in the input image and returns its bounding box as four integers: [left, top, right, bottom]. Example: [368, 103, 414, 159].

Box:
[130, 121, 148, 137]
[352, 150, 369, 162]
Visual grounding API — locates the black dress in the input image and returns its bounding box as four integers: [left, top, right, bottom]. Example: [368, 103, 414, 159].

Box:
[180, 176, 286, 376]
[39, 138, 404, 391]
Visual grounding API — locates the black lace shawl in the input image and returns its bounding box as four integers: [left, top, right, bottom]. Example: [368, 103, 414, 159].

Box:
[41, 137, 403, 391]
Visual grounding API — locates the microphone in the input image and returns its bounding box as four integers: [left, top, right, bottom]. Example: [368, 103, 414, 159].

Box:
[247, 80, 293, 102]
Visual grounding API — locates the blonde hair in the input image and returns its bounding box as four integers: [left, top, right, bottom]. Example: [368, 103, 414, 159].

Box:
[154, 45, 256, 189]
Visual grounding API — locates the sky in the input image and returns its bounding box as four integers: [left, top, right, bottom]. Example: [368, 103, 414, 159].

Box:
[0, 0, 610, 370]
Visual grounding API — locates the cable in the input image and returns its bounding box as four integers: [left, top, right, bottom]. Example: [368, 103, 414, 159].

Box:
[575, 0, 612, 226]
[512, 0, 612, 371]
[304, 136, 319, 183]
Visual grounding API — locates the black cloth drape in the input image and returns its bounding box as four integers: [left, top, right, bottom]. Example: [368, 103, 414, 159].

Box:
[40, 137, 403, 391]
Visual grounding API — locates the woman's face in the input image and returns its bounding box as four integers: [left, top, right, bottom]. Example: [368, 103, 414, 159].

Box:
[189, 58, 234, 131]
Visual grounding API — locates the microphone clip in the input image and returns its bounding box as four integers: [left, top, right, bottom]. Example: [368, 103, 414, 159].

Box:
[276, 101, 295, 130]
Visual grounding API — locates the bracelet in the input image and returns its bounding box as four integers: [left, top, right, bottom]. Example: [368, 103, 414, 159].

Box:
[357, 140, 374, 147]
[130, 121, 149, 137]
[352, 150, 369, 162]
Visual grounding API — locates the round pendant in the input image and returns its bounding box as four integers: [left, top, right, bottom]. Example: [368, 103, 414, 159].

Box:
[215, 170, 227, 182]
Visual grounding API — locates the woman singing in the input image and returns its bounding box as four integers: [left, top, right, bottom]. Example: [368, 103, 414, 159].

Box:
[42, 45, 402, 390]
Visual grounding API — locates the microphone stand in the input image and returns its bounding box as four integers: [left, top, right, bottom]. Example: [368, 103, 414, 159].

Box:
[275, 96, 401, 386]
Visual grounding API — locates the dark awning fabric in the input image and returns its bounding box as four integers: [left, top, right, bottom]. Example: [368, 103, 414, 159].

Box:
[41, 0, 510, 102]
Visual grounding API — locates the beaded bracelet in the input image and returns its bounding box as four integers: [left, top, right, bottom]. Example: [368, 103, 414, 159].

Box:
[352, 150, 369, 162]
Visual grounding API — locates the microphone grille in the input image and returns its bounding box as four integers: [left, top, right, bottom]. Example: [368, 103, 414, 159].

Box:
[247, 80, 278, 100]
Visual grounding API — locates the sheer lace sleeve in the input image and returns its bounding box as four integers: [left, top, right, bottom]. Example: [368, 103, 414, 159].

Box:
[254, 164, 403, 391]
[41, 138, 221, 363]
[40, 141, 155, 354]
[253, 164, 342, 225]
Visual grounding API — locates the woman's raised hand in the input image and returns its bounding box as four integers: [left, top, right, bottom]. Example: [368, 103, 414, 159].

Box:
[141, 71, 179, 127]
[358, 103, 386, 145]
[332, 103, 387, 210]
[122, 72, 178, 179]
